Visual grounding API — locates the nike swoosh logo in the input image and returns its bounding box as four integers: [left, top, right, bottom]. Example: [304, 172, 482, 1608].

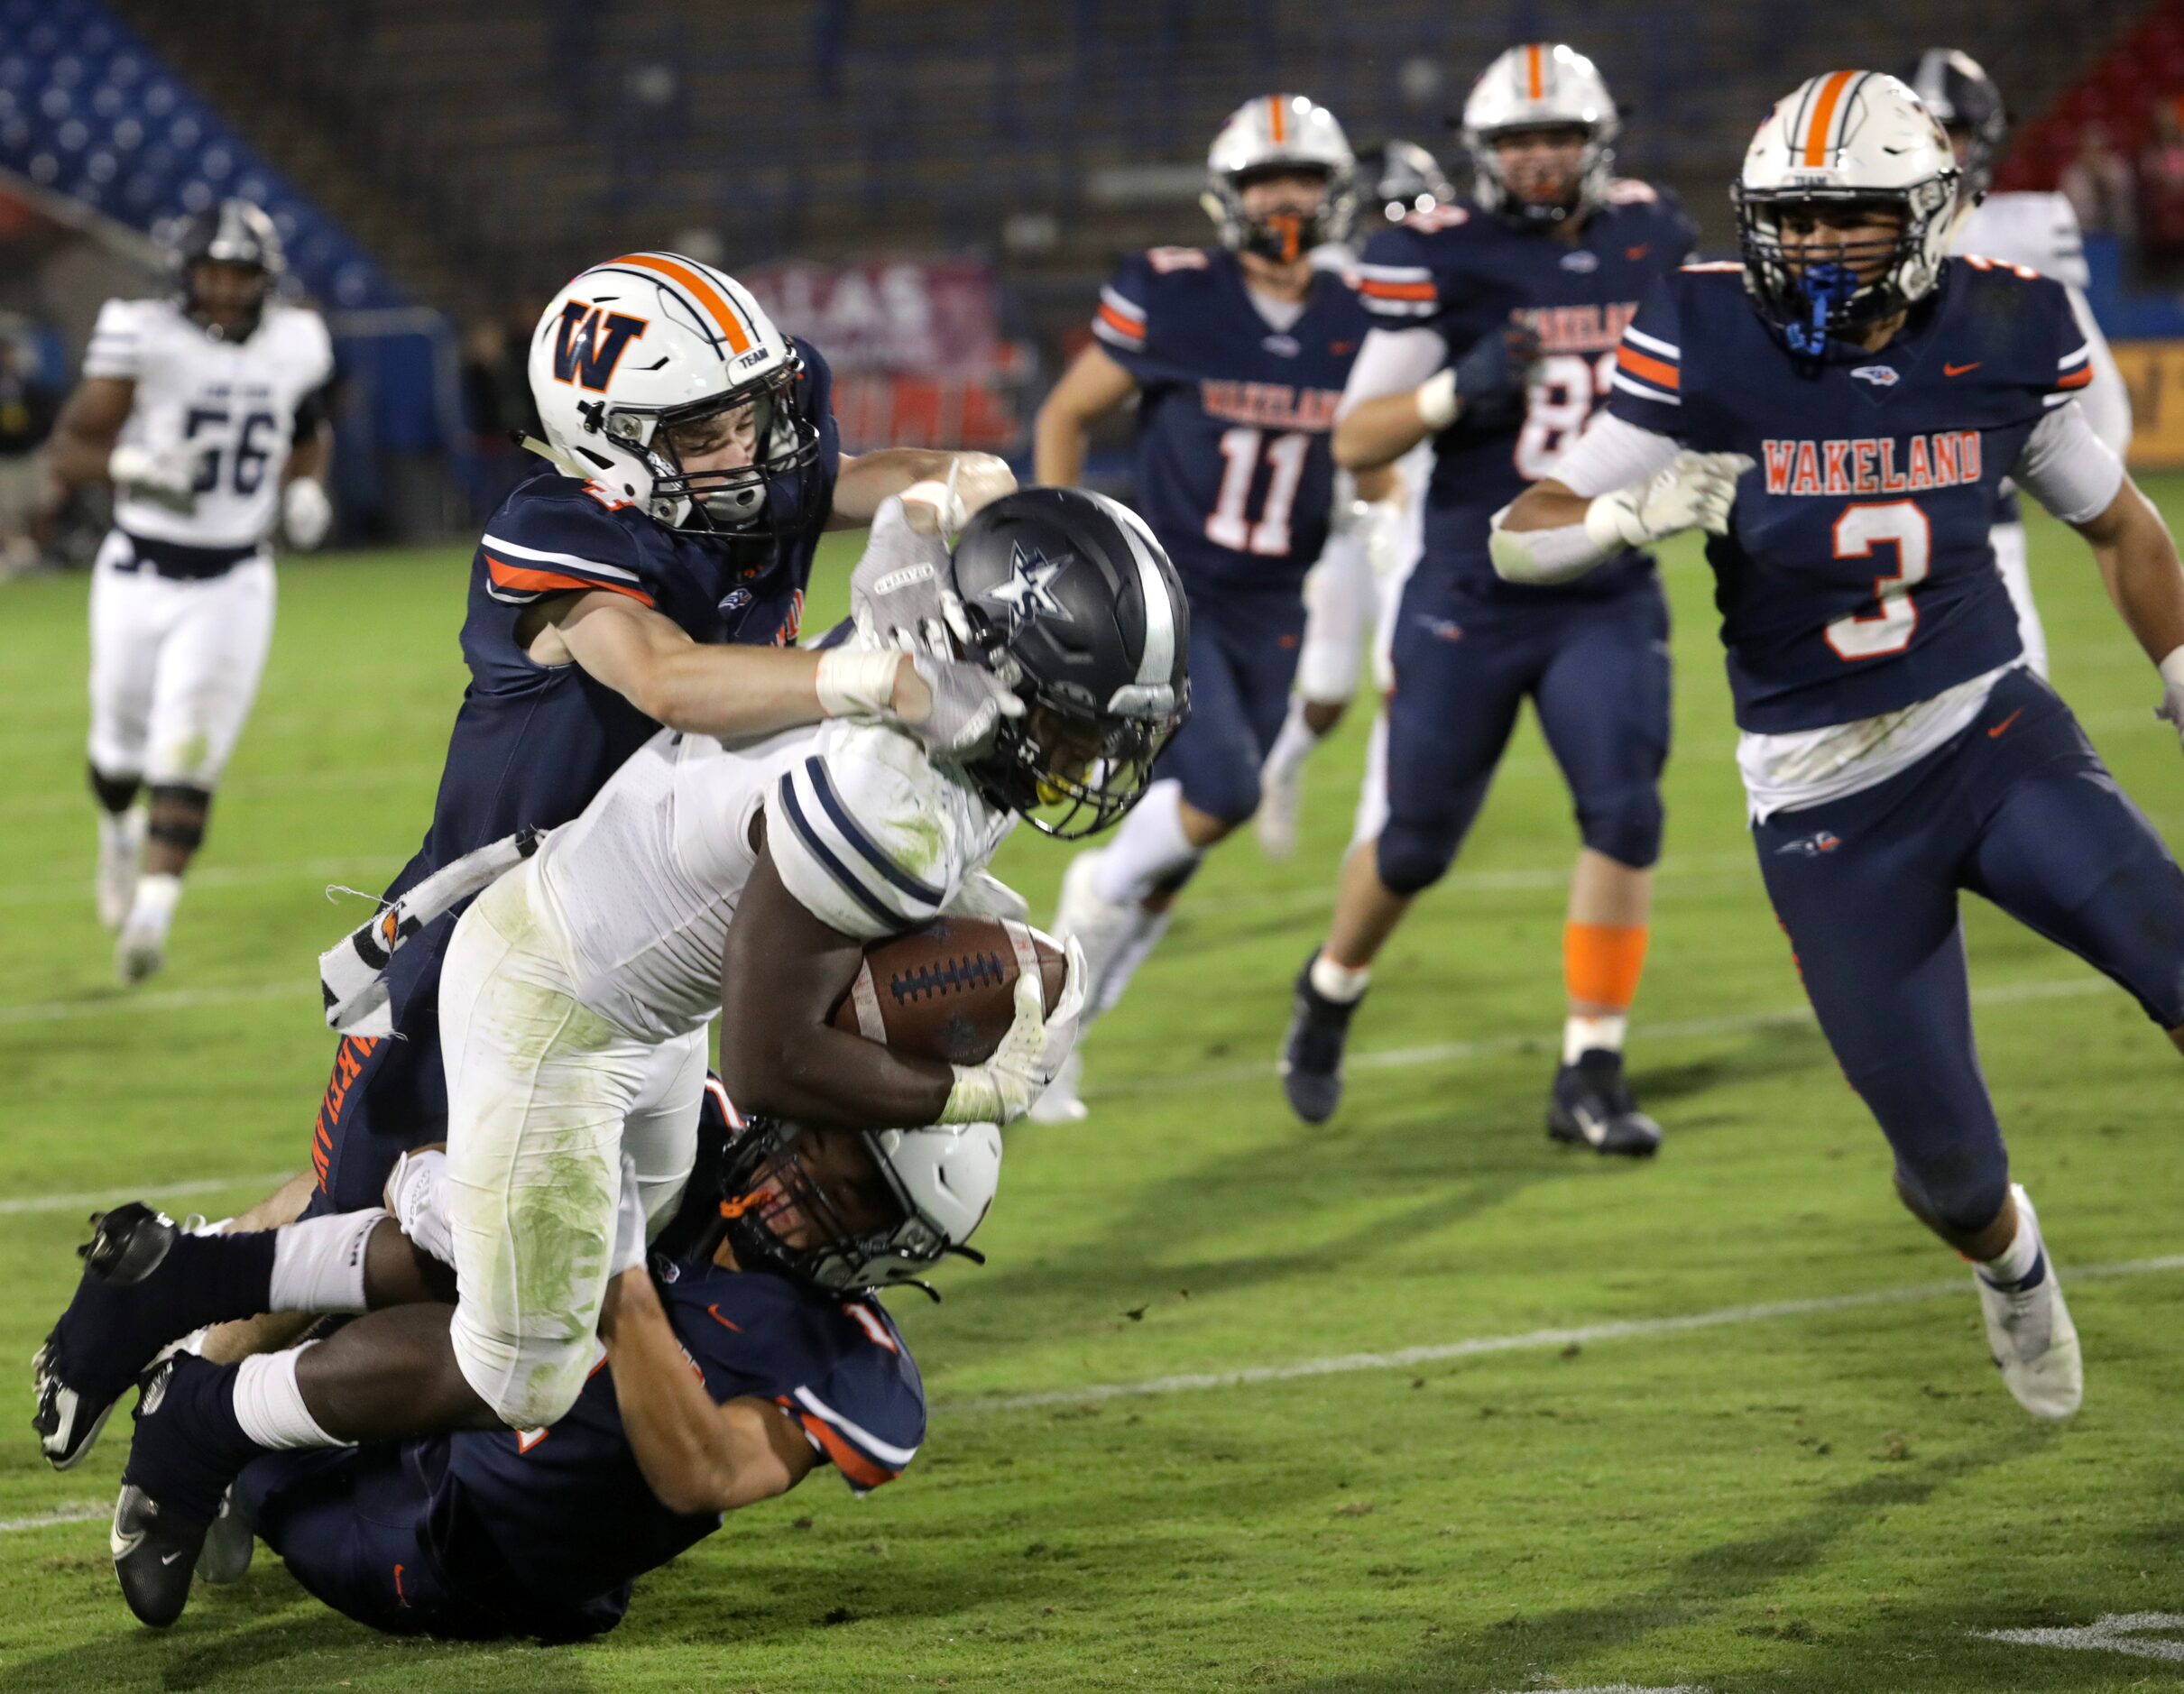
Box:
[1945, 362, 1982, 377]
[1572, 1104, 1608, 1146]
[161, 1550, 185, 1566]
[1988, 708, 2023, 738]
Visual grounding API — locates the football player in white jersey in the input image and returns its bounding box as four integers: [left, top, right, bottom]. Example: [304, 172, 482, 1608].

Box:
[43, 199, 336, 982]
[1907, 49, 2133, 676]
[48, 486, 1190, 1605]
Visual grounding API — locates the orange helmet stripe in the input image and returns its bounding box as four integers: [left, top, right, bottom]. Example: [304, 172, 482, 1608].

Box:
[609, 252, 754, 356]
[1267, 95, 1287, 144]
[1525, 44, 1544, 100]
[1802, 70, 1857, 167]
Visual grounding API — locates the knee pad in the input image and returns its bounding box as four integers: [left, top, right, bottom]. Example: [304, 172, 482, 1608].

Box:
[88, 762, 142, 815]
[1893, 1145, 2011, 1240]
[452, 1309, 594, 1432]
[1375, 815, 1461, 897]
[146, 783, 212, 852]
[1577, 784, 1664, 870]
[1181, 758, 1261, 830]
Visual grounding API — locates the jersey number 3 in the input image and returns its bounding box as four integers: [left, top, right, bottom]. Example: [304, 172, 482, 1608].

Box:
[1825, 501, 1930, 660]
[1206, 428, 1311, 556]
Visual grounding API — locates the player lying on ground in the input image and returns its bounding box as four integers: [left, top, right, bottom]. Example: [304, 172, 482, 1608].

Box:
[37, 486, 1190, 1622]
[1028, 94, 1378, 1122]
[281, 252, 1018, 1285]
[41, 199, 334, 982]
[1493, 71, 2184, 1419]
[71, 1085, 998, 1638]
[1280, 43, 1699, 1155]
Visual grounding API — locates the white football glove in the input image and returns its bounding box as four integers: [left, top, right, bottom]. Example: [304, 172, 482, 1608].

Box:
[850, 495, 965, 650]
[940, 933, 1087, 1125]
[282, 477, 334, 550]
[898, 651, 1023, 761]
[947, 870, 1031, 924]
[383, 1148, 455, 1268]
[902, 453, 1017, 543]
[610, 1152, 649, 1281]
[108, 441, 196, 511]
[1583, 450, 1754, 550]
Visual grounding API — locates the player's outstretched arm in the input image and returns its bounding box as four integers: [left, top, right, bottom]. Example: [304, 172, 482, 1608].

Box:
[828, 449, 1015, 531]
[718, 837, 964, 1128]
[1033, 343, 1138, 486]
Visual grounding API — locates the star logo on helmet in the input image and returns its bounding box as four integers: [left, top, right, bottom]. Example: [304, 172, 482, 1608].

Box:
[987, 543, 1074, 627]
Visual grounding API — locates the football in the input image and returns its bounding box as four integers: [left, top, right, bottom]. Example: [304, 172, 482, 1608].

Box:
[830, 916, 1068, 1065]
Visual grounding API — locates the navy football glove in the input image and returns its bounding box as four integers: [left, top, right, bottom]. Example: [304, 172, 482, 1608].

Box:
[1450, 322, 1542, 425]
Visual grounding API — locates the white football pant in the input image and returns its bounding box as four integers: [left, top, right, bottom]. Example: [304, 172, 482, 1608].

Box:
[86, 529, 274, 787]
[439, 861, 705, 1431]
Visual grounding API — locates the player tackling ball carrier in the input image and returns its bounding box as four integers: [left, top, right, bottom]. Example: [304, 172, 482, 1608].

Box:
[1493, 71, 2184, 1418]
[37, 485, 1190, 1625]
[42, 199, 335, 983]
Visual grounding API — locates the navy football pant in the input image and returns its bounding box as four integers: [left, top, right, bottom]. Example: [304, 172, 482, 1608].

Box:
[237, 1445, 502, 1638]
[1153, 585, 1306, 826]
[1756, 668, 2184, 1234]
[1374, 580, 1671, 895]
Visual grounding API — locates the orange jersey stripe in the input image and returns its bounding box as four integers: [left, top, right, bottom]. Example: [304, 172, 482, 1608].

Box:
[1525, 44, 1544, 100]
[1095, 302, 1146, 339]
[2055, 365, 2094, 389]
[484, 556, 657, 608]
[1802, 71, 1856, 167]
[1359, 278, 1438, 300]
[1616, 346, 1681, 391]
[610, 253, 753, 355]
[797, 1412, 898, 1490]
[1267, 95, 1287, 144]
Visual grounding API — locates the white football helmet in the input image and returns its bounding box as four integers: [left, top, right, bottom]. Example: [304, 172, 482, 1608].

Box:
[716, 1119, 1002, 1298]
[525, 251, 818, 534]
[1734, 72, 1959, 354]
[1202, 95, 1357, 261]
[1462, 43, 1620, 224]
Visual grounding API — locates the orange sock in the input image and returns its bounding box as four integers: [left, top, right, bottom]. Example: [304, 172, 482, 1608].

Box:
[1564, 921, 1650, 1013]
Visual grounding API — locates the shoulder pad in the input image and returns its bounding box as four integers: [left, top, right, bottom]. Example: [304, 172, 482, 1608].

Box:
[84, 299, 159, 380]
[769, 724, 965, 940]
[1604, 178, 1659, 205]
[477, 477, 660, 607]
[781, 1305, 926, 1496]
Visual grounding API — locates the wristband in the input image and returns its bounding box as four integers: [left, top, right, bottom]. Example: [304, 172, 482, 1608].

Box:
[1415, 368, 1460, 430]
[816, 649, 903, 720]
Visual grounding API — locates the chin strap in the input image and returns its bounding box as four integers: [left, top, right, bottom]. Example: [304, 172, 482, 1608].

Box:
[516, 432, 604, 482]
[1786, 262, 1858, 356]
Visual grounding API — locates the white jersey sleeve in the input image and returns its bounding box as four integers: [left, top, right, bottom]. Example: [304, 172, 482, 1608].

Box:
[769, 723, 999, 940]
[83, 298, 150, 382]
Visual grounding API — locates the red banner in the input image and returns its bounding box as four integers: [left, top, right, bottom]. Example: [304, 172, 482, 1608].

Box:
[741, 259, 1025, 456]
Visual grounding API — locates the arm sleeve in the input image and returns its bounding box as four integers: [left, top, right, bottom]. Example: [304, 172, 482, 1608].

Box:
[768, 731, 960, 940]
[2012, 400, 2126, 526]
[82, 299, 144, 382]
[1333, 327, 1446, 421]
[1602, 279, 1685, 426]
[477, 490, 659, 607]
[1545, 410, 1683, 497]
[2062, 284, 2133, 456]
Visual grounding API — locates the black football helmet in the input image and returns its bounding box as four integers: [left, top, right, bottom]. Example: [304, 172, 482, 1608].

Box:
[166, 198, 285, 340]
[947, 487, 1190, 839]
[1903, 49, 2007, 203]
[1353, 139, 1459, 229]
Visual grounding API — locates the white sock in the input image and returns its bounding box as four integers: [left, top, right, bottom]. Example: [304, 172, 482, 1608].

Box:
[233, 1343, 350, 1450]
[128, 871, 182, 929]
[1092, 778, 1200, 906]
[268, 1209, 387, 1314]
[1563, 1013, 1629, 1064]
[97, 808, 138, 852]
[1262, 699, 1322, 787]
[1978, 1198, 2042, 1289]
[1309, 953, 1371, 1003]
[1093, 910, 1172, 1019]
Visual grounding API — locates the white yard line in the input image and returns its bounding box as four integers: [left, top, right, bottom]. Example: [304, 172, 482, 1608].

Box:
[945, 1253, 2184, 1415]
[0, 1171, 295, 1218]
[0, 1504, 107, 1534]
[0, 856, 399, 908]
[0, 980, 309, 1027]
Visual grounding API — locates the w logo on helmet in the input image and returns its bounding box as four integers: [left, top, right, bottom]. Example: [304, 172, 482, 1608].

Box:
[552, 300, 648, 391]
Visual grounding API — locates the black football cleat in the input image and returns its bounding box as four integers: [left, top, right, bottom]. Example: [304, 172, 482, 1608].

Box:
[1547, 1049, 1663, 1157]
[35, 1202, 183, 1469]
[196, 1487, 255, 1587]
[111, 1479, 206, 1628]
[1280, 953, 1362, 1125]
[111, 1354, 254, 1626]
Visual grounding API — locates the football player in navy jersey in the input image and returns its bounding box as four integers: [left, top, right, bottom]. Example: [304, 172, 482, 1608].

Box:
[281, 253, 1019, 1240]
[1496, 72, 2184, 1417]
[66, 1082, 996, 1638]
[1028, 94, 1379, 1120]
[1279, 45, 1696, 1155]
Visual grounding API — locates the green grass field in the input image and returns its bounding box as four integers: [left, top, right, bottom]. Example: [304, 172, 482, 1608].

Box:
[2, 490, 2181, 1693]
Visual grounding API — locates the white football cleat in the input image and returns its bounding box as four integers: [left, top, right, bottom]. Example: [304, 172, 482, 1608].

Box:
[1977, 1184, 2082, 1422]
[115, 907, 170, 985]
[96, 809, 145, 931]
[1026, 1047, 1088, 1125]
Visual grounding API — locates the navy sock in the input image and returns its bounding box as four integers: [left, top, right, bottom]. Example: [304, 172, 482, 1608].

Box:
[124, 1355, 271, 1533]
